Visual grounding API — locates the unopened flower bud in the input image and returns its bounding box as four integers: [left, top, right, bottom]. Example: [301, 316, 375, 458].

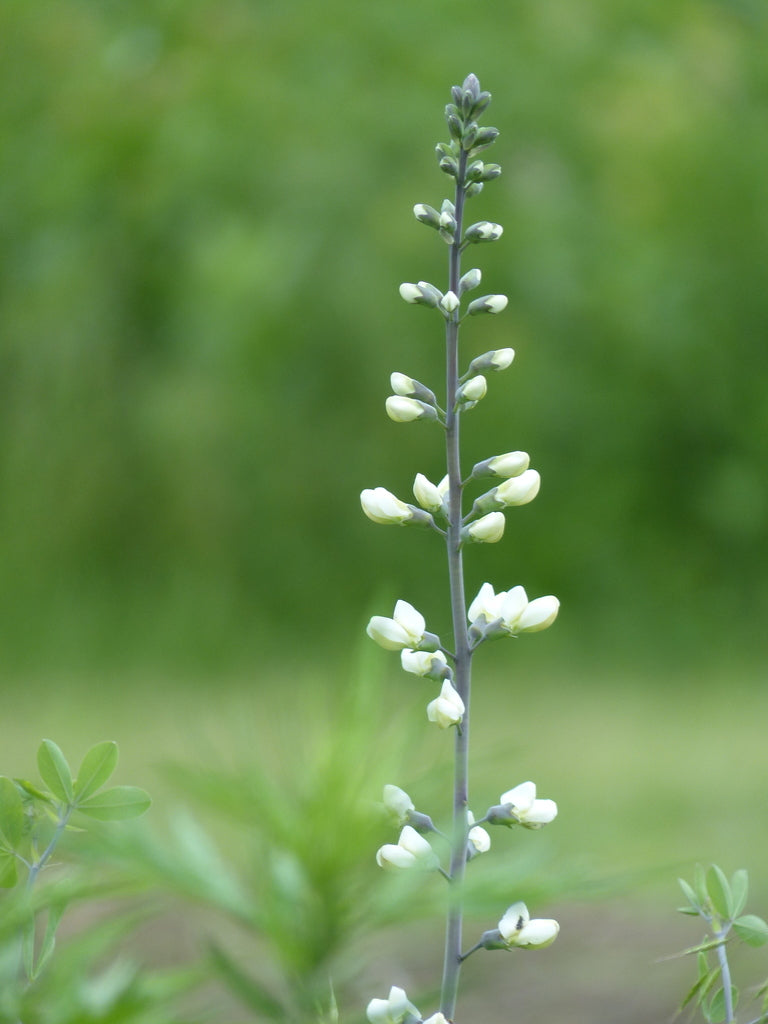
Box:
[464, 221, 503, 243]
[440, 290, 460, 314]
[438, 155, 459, 177]
[470, 451, 529, 480]
[470, 126, 500, 151]
[413, 203, 441, 229]
[458, 269, 482, 296]
[386, 396, 438, 423]
[398, 281, 443, 308]
[426, 680, 465, 729]
[467, 294, 508, 316]
[495, 469, 540, 506]
[361, 487, 413, 525]
[463, 511, 505, 544]
[456, 374, 487, 404]
[382, 784, 415, 826]
[413, 472, 448, 512]
[467, 347, 515, 375]
[390, 372, 437, 405]
[401, 647, 450, 679]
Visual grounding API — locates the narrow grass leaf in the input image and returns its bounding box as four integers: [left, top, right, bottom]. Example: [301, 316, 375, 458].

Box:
[76, 786, 151, 821]
[37, 740, 74, 804]
[74, 741, 119, 802]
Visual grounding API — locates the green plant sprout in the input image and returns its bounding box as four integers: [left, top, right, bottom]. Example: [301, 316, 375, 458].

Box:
[361, 74, 560, 1023]
[675, 864, 768, 1024]
[0, 739, 150, 1015]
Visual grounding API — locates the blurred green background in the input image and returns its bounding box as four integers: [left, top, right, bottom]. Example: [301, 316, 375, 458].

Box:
[2, 0, 768, 1019]
[2, 0, 768, 675]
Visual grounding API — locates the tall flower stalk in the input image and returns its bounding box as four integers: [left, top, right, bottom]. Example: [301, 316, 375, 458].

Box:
[362, 75, 560, 1024]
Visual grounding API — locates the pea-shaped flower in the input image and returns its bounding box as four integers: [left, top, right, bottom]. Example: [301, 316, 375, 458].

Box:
[366, 986, 421, 1024]
[376, 825, 439, 871]
[468, 583, 559, 637]
[490, 780, 558, 829]
[426, 680, 465, 729]
[366, 600, 427, 651]
[497, 902, 560, 949]
[361, 487, 414, 525]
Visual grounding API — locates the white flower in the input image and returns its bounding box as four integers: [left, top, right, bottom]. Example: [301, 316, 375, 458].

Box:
[468, 583, 559, 637]
[468, 811, 491, 854]
[367, 600, 426, 650]
[386, 396, 434, 422]
[466, 512, 505, 544]
[366, 985, 421, 1024]
[401, 648, 448, 678]
[413, 472, 448, 512]
[426, 680, 465, 729]
[498, 901, 560, 949]
[457, 374, 487, 403]
[361, 487, 413, 525]
[376, 825, 439, 871]
[488, 451, 529, 477]
[499, 781, 558, 828]
[422, 1015, 449, 1024]
[494, 468, 540, 506]
[382, 784, 414, 826]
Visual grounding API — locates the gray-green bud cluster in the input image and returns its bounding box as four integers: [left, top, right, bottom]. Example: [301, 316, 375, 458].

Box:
[435, 74, 501, 188]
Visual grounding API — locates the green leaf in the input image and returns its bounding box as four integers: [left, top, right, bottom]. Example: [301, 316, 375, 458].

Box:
[733, 914, 768, 947]
[73, 741, 118, 802]
[14, 778, 54, 803]
[730, 868, 749, 918]
[679, 877, 700, 911]
[694, 863, 709, 906]
[706, 984, 738, 1023]
[76, 786, 151, 821]
[0, 777, 25, 849]
[0, 850, 18, 888]
[37, 740, 73, 804]
[706, 864, 733, 920]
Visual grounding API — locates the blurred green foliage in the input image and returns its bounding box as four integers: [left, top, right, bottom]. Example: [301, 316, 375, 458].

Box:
[2, 0, 768, 675]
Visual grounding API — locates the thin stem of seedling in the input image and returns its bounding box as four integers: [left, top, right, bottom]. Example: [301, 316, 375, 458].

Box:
[714, 926, 735, 1024]
[439, 146, 472, 1022]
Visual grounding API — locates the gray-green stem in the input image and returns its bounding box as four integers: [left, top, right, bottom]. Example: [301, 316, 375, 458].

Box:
[439, 147, 472, 1021]
[714, 926, 734, 1023]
